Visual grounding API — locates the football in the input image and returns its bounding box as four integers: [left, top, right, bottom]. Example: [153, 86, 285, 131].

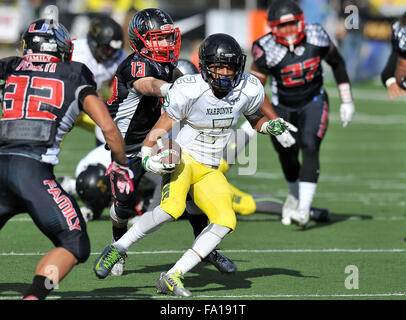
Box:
[151, 137, 182, 165]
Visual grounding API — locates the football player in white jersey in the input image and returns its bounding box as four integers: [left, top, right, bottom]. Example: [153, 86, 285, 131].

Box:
[93, 33, 294, 296]
[58, 16, 127, 202]
[72, 15, 127, 145]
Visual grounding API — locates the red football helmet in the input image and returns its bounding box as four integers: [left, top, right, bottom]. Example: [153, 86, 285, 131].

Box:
[128, 8, 181, 63]
[267, 0, 305, 49]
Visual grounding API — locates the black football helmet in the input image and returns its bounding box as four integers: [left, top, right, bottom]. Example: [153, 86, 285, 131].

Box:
[76, 164, 111, 219]
[128, 8, 181, 63]
[199, 33, 246, 95]
[87, 16, 124, 63]
[176, 58, 198, 75]
[22, 18, 73, 62]
[267, 0, 305, 49]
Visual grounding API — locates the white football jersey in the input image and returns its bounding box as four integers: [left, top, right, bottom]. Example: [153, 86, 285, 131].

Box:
[72, 38, 127, 143]
[72, 38, 127, 89]
[164, 73, 264, 167]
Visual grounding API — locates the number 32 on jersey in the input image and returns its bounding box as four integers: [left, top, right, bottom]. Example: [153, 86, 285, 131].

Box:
[2, 75, 64, 120]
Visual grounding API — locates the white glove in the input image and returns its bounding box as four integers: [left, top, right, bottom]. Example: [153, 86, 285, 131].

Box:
[340, 102, 355, 128]
[141, 146, 175, 175]
[275, 120, 298, 148]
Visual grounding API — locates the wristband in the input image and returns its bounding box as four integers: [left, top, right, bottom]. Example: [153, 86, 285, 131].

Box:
[160, 83, 171, 97]
[385, 77, 396, 88]
[141, 146, 152, 158]
[338, 83, 353, 104]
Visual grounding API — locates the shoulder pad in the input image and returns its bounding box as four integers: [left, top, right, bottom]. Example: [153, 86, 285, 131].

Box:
[392, 22, 406, 53]
[256, 34, 288, 67]
[305, 23, 330, 47]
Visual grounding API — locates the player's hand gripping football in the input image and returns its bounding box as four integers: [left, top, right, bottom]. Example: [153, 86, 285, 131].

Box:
[105, 161, 134, 195]
[266, 118, 298, 148]
[141, 146, 176, 175]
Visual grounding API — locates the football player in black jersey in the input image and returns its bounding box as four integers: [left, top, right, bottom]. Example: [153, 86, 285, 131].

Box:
[98, 8, 237, 278]
[250, 0, 355, 227]
[0, 19, 132, 300]
[386, 12, 406, 242]
[382, 11, 406, 100]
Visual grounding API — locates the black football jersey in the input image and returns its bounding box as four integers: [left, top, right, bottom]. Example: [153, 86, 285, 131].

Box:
[252, 23, 331, 107]
[107, 53, 176, 155]
[0, 56, 96, 164]
[392, 21, 406, 58]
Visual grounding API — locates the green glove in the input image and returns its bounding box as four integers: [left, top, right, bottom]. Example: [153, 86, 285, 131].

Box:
[265, 118, 288, 136]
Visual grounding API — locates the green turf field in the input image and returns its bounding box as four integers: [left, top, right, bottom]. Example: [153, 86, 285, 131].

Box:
[1, 83, 406, 301]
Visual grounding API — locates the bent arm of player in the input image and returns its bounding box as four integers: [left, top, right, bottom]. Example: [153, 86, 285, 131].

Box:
[325, 43, 355, 128]
[395, 55, 406, 90]
[132, 76, 171, 97]
[141, 110, 178, 175]
[380, 48, 406, 100]
[245, 109, 298, 143]
[250, 62, 297, 147]
[82, 93, 134, 194]
[382, 49, 406, 100]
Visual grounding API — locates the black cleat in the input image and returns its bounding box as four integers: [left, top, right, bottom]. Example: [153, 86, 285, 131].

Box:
[204, 249, 237, 273]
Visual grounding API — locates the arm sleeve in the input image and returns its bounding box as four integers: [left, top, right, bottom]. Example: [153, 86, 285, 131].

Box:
[121, 59, 159, 89]
[381, 49, 397, 87]
[162, 81, 189, 121]
[324, 43, 350, 84]
[243, 77, 265, 116]
[74, 63, 98, 110]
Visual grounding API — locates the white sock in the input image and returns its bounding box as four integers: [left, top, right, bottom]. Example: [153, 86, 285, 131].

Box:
[298, 181, 317, 213]
[287, 180, 299, 199]
[167, 249, 201, 275]
[114, 206, 173, 252]
[167, 224, 230, 275]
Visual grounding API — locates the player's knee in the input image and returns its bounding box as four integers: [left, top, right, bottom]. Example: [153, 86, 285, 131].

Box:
[301, 139, 320, 155]
[232, 192, 256, 215]
[62, 232, 91, 263]
[213, 210, 236, 231]
[111, 202, 134, 223]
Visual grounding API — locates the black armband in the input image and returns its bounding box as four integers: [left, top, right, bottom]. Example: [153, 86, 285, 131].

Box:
[381, 49, 397, 87]
[78, 86, 98, 107]
[325, 45, 350, 84]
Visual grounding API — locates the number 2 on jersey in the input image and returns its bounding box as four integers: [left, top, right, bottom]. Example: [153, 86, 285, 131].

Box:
[2, 75, 64, 120]
[281, 56, 320, 87]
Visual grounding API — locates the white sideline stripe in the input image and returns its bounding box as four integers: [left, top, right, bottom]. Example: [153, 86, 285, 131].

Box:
[9, 215, 406, 222]
[1, 248, 406, 256]
[1, 292, 405, 300]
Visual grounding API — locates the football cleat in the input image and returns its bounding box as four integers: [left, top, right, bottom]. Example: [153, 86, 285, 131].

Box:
[93, 244, 126, 279]
[310, 208, 330, 222]
[290, 208, 310, 227]
[203, 249, 237, 273]
[110, 255, 127, 276]
[57, 176, 77, 196]
[80, 206, 94, 222]
[281, 194, 298, 225]
[156, 271, 192, 297]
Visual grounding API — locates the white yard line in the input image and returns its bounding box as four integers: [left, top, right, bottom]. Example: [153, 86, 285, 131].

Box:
[1, 248, 406, 256]
[1, 292, 405, 300]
